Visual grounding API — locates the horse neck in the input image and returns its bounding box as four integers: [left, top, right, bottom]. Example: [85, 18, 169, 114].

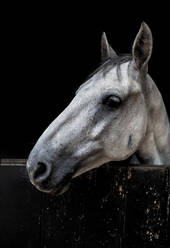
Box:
[136, 75, 170, 165]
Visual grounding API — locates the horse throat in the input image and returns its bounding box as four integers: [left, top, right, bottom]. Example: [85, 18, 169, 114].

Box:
[135, 76, 170, 165]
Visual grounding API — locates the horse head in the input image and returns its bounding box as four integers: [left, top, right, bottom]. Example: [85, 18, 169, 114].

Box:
[27, 22, 154, 194]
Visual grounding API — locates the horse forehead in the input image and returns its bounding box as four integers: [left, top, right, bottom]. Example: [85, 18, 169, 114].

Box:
[93, 62, 131, 94]
[105, 62, 129, 85]
[78, 62, 140, 97]
[100, 62, 141, 94]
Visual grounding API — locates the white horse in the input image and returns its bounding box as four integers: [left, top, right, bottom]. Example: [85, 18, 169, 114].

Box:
[27, 22, 170, 195]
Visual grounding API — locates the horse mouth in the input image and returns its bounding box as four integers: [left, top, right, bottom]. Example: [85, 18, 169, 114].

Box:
[33, 175, 72, 196]
[34, 182, 71, 195]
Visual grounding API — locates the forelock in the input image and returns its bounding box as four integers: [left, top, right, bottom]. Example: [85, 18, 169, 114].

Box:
[76, 54, 132, 94]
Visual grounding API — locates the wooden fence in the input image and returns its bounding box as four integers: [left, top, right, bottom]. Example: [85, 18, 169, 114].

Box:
[0, 159, 170, 248]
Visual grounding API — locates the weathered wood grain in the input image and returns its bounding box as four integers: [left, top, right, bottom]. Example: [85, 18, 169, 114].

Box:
[0, 161, 169, 248]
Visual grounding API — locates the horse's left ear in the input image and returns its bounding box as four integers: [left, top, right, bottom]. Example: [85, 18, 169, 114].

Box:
[132, 22, 153, 71]
[101, 32, 117, 62]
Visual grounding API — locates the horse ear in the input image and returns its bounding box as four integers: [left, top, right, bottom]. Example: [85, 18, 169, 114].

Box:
[101, 32, 117, 62]
[132, 22, 153, 71]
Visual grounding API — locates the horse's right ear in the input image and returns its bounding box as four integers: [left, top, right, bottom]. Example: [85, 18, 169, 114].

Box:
[101, 32, 117, 62]
[132, 22, 153, 72]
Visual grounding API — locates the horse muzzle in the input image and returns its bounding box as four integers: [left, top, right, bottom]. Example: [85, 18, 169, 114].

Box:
[26, 159, 73, 195]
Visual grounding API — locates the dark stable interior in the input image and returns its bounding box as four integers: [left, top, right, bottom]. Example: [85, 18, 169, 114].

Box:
[1, 4, 170, 159]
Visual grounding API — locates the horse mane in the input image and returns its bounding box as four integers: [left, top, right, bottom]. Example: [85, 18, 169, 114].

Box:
[76, 54, 132, 94]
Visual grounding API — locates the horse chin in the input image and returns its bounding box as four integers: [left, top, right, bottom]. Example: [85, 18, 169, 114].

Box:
[35, 182, 71, 196]
[45, 184, 69, 196]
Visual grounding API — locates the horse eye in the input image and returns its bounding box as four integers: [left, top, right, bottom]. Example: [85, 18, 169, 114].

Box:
[103, 95, 121, 108]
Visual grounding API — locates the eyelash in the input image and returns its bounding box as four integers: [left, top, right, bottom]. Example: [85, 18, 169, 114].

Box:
[102, 95, 122, 108]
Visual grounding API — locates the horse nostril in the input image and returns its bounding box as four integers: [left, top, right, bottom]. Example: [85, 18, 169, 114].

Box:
[33, 162, 48, 180]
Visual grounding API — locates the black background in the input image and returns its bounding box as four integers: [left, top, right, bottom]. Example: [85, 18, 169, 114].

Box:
[1, 3, 170, 158]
